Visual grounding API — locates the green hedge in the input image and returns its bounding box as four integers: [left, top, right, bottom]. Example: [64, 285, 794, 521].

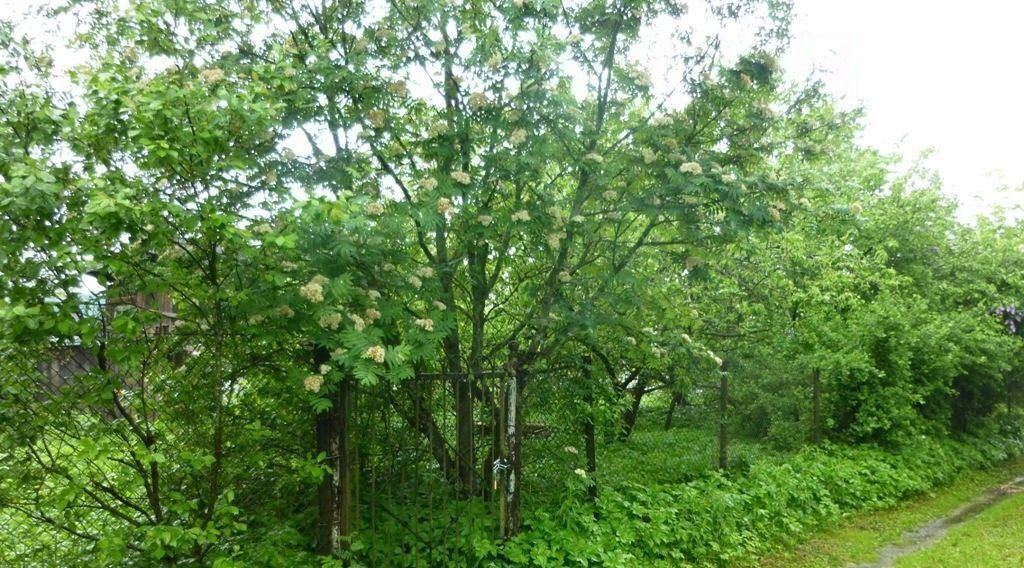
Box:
[494, 430, 1024, 567]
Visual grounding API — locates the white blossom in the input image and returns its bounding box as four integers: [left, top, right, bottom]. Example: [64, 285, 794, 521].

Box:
[408, 275, 423, 289]
[585, 152, 604, 163]
[511, 209, 531, 222]
[350, 313, 366, 331]
[299, 277, 327, 303]
[603, 190, 617, 200]
[414, 318, 434, 332]
[367, 109, 386, 128]
[451, 170, 471, 184]
[678, 161, 703, 175]
[721, 173, 737, 183]
[365, 308, 381, 322]
[303, 374, 323, 392]
[367, 289, 381, 300]
[558, 271, 572, 283]
[509, 128, 528, 145]
[433, 301, 447, 311]
[364, 345, 386, 364]
[437, 198, 455, 217]
[477, 214, 493, 226]
[468, 92, 488, 109]
[574, 468, 587, 478]
[366, 201, 385, 216]
[199, 68, 225, 83]
[642, 148, 657, 164]
[319, 312, 343, 330]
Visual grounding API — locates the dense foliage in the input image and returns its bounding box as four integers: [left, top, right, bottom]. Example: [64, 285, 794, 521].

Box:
[1, 0, 1023, 566]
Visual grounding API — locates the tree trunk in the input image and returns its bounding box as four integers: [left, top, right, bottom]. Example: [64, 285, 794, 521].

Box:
[502, 342, 525, 538]
[314, 347, 340, 555]
[811, 368, 822, 444]
[718, 360, 729, 471]
[582, 358, 598, 501]
[664, 391, 683, 431]
[391, 383, 459, 486]
[619, 374, 647, 441]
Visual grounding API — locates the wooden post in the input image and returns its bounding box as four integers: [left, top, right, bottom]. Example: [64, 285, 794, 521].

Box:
[718, 359, 729, 472]
[455, 371, 474, 497]
[502, 341, 524, 538]
[811, 368, 822, 445]
[582, 357, 598, 501]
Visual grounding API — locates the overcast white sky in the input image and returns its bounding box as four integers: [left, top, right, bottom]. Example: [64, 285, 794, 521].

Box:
[784, 0, 1024, 219]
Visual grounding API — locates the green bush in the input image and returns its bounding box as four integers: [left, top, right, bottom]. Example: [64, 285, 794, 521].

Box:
[491, 431, 1024, 567]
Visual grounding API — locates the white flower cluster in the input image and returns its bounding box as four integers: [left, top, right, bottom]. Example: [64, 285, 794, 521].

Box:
[437, 197, 455, 217]
[348, 313, 366, 331]
[364, 345, 386, 364]
[366, 202, 385, 216]
[678, 161, 702, 175]
[200, 68, 225, 83]
[642, 148, 657, 164]
[707, 349, 723, 367]
[511, 209, 531, 222]
[319, 312, 342, 330]
[585, 153, 604, 163]
[416, 266, 434, 278]
[420, 177, 439, 191]
[477, 214, 493, 226]
[304, 374, 323, 393]
[414, 318, 434, 332]
[367, 109, 386, 128]
[300, 275, 328, 303]
[468, 92, 488, 109]
[509, 128, 528, 145]
[451, 170, 471, 184]
[558, 271, 572, 283]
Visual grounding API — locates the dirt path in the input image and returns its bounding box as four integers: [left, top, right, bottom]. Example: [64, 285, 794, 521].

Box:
[848, 475, 1024, 568]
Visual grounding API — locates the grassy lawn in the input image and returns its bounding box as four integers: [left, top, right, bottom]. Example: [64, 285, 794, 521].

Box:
[895, 489, 1024, 567]
[757, 458, 1024, 568]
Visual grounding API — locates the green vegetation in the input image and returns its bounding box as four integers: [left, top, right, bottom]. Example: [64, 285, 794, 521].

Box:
[759, 457, 1024, 568]
[1, 0, 1024, 566]
[897, 491, 1024, 567]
